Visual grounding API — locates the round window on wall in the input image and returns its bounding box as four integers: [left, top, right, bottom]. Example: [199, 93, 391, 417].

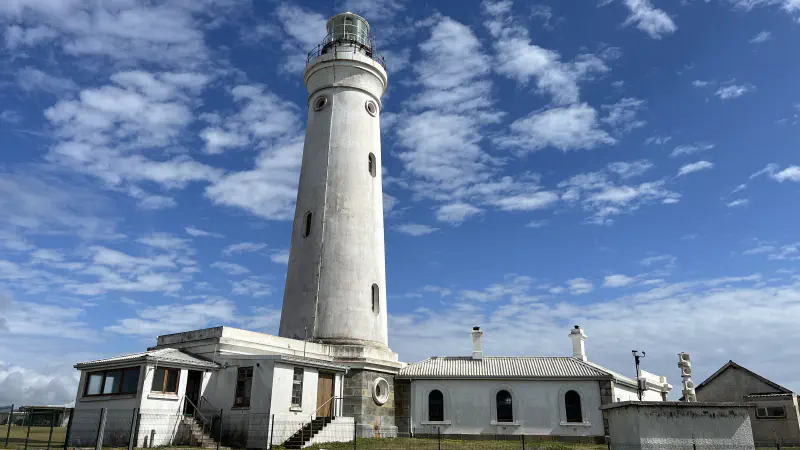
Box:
[313, 95, 328, 111]
[373, 377, 390, 405]
[365, 100, 378, 116]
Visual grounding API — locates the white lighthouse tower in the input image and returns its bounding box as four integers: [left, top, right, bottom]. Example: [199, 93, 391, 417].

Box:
[279, 13, 390, 349]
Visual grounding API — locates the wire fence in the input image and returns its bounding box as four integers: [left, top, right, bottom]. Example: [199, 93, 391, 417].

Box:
[2, 407, 791, 450]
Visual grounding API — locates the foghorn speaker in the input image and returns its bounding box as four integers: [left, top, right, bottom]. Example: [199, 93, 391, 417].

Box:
[685, 381, 695, 389]
[680, 353, 691, 363]
[681, 366, 692, 377]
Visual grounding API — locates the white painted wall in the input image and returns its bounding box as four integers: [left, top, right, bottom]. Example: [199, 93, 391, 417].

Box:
[409, 379, 605, 437]
[614, 383, 664, 402]
[280, 49, 390, 348]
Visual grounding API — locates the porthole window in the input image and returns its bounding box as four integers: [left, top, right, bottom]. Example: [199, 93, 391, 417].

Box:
[371, 283, 379, 313]
[313, 95, 328, 111]
[303, 212, 312, 238]
[368, 153, 376, 178]
[373, 377, 389, 405]
[365, 100, 378, 116]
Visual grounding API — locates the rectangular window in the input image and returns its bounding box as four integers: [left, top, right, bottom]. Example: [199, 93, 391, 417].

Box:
[84, 367, 140, 397]
[756, 406, 786, 419]
[291, 368, 304, 407]
[151, 367, 180, 394]
[234, 367, 253, 408]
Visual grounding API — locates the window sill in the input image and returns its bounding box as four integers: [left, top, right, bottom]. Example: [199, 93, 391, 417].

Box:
[560, 421, 592, 427]
[231, 406, 251, 410]
[81, 394, 137, 402]
[148, 393, 180, 401]
[421, 421, 452, 426]
[289, 406, 303, 412]
[490, 421, 521, 426]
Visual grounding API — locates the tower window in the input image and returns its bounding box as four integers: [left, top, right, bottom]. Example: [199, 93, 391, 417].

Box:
[313, 95, 328, 111]
[365, 100, 377, 116]
[371, 283, 379, 313]
[368, 153, 376, 178]
[303, 212, 312, 238]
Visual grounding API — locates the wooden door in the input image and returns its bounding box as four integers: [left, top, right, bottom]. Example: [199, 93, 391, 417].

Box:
[316, 372, 335, 417]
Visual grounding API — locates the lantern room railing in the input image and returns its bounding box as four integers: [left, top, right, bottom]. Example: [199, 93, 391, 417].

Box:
[306, 24, 386, 69]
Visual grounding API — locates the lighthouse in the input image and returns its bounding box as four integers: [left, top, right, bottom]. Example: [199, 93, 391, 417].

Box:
[279, 13, 390, 350]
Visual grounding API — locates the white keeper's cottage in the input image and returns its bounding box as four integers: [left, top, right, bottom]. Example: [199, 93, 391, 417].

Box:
[70, 11, 673, 449]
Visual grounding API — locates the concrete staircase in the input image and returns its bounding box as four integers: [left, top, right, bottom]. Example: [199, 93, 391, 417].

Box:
[281, 417, 332, 449]
[182, 416, 219, 448]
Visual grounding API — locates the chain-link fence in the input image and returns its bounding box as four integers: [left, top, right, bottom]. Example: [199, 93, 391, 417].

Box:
[2, 406, 67, 450]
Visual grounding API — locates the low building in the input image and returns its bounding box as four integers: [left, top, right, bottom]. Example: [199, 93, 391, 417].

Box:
[19, 406, 72, 427]
[691, 360, 800, 446]
[396, 326, 672, 442]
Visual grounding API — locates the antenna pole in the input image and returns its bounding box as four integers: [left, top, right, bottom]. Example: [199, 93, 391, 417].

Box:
[632, 350, 645, 401]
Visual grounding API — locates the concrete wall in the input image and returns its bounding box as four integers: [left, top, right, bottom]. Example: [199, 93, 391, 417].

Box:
[615, 383, 664, 402]
[747, 396, 800, 445]
[344, 369, 397, 437]
[409, 379, 604, 437]
[695, 366, 779, 402]
[280, 50, 390, 348]
[604, 402, 755, 450]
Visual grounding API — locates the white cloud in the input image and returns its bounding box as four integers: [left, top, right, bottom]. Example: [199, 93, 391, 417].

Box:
[727, 198, 749, 208]
[435, 203, 483, 224]
[498, 103, 615, 152]
[619, 0, 677, 39]
[601, 97, 647, 133]
[461, 275, 535, 302]
[640, 254, 676, 267]
[270, 250, 290, 265]
[490, 191, 560, 211]
[525, 220, 549, 228]
[106, 298, 238, 336]
[772, 166, 800, 182]
[223, 242, 267, 255]
[211, 261, 250, 275]
[270, 4, 329, 73]
[185, 226, 223, 238]
[678, 160, 714, 176]
[692, 80, 711, 88]
[17, 67, 77, 94]
[715, 83, 754, 100]
[645, 135, 671, 145]
[4, 24, 57, 49]
[232, 278, 272, 297]
[750, 31, 773, 43]
[395, 224, 439, 236]
[604, 274, 635, 287]
[567, 277, 594, 295]
[671, 142, 715, 157]
[606, 160, 654, 179]
[341, 0, 405, 20]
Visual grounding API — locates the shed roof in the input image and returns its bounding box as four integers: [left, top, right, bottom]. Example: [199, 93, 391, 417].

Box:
[74, 348, 219, 370]
[396, 356, 612, 379]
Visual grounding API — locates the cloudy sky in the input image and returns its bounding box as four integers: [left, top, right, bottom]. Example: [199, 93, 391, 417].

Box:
[2, 0, 800, 406]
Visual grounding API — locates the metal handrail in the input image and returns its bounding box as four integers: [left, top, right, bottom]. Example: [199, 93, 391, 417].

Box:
[183, 395, 211, 428]
[306, 35, 386, 69]
[311, 395, 342, 421]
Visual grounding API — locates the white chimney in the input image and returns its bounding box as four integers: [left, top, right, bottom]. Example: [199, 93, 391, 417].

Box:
[569, 325, 587, 361]
[471, 326, 483, 360]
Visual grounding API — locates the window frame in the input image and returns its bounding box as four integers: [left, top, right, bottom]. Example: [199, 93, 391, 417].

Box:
[233, 366, 254, 408]
[83, 367, 141, 397]
[756, 406, 786, 419]
[495, 389, 514, 423]
[368, 153, 376, 178]
[565, 390, 583, 423]
[371, 283, 379, 314]
[428, 389, 444, 422]
[150, 367, 181, 395]
[303, 212, 312, 238]
[291, 368, 304, 408]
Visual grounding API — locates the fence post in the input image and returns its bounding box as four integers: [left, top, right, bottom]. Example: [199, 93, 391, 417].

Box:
[127, 408, 138, 450]
[47, 410, 56, 450]
[23, 410, 33, 450]
[63, 407, 74, 450]
[353, 419, 356, 450]
[521, 433, 525, 450]
[437, 426, 441, 450]
[4, 403, 13, 447]
[95, 408, 108, 450]
[216, 409, 223, 450]
[268, 414, 274, 450]
[149, 430, 154, 448]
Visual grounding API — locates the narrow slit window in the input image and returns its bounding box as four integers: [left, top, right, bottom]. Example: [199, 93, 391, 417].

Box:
[372, 283, 379, 313]
[291, 368, 304, 407]
[368, 153, 376, 178]
[303, 212, 312, 238]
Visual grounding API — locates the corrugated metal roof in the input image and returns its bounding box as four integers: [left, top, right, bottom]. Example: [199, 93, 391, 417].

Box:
[397, 356, 612, 379]
[744, 393, 795, 399]
[75, 348, 219, 369]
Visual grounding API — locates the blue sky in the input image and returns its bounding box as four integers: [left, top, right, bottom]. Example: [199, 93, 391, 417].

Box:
[1, 0, 800, 406]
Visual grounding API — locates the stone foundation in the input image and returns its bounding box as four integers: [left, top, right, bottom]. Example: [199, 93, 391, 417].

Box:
[342, 369, 398, 437]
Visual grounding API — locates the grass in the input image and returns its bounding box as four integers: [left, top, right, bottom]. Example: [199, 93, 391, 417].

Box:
[272, 438, 607, 450]
[1, 425, 66, 448]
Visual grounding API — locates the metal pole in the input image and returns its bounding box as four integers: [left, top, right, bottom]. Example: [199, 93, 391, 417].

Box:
[353, 419, 356, 450]
[4, 403, 13, 447]
[127, 408, 138, 450]
[24, 410, 33, 450]
[95, 408, 107, 450]
[47, 410, 56, 450]
[63, 408, 74, 450]
[216, 409, 222, 450]
[521, 433, 525, 450]
[437, 426, 441, 450]
[268, 414, 274, 450]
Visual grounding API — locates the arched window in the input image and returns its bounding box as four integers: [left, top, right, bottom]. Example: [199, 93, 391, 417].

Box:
[371, 284, 379, 313]
[565, 390, 582, 423]
[428, 390, 444, 422]
[496, 390, 513, 423]
[303, 212, 312, 238]
[368, 153, 376, 178]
